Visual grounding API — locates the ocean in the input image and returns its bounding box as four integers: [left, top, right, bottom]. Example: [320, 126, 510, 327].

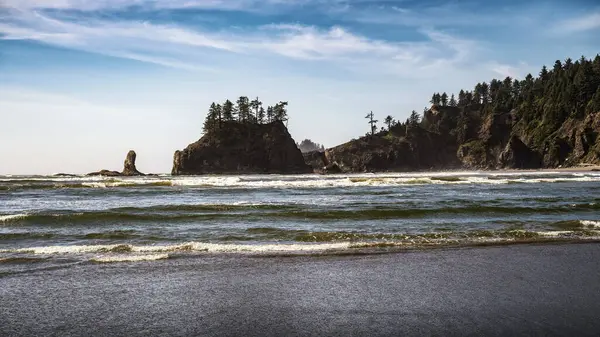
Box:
[1, 171, 600, 271]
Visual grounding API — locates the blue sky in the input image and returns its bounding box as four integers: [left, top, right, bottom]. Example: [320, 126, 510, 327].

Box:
[1, 0, 599, 174]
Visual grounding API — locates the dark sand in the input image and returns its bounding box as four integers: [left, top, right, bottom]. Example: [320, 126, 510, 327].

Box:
[2, 243, 600, 336]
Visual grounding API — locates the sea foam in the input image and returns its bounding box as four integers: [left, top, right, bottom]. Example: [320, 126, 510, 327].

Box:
[0, 214, 29, 223]
[91, 254, 170, 263]
[580, 220, 600, 228]
[1, 241, 353, 255]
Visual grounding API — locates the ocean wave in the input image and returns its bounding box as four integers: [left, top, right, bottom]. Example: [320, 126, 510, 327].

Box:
[91, 254, 170, 263]
[580, 220, 600, 228]
[0, 256, 48, 264]
[1, 242, 353, 255]
[4, 203, 600, 226]
[3, 227, 600, 257]
[535, 231, 576, 237]
[2, 172, 600, 190]
[0, 214, 29, 223]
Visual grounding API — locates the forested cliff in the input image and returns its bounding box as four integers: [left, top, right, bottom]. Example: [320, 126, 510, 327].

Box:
[309, 55, 600, 172]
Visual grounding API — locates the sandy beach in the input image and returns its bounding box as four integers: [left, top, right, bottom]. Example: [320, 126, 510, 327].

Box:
[2, 243, 600, 336]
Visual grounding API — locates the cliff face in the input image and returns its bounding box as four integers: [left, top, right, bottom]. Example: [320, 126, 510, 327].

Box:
[172, 121, 311, 175]
[309, 121, 462, 173]
[310, 106, 600, 173]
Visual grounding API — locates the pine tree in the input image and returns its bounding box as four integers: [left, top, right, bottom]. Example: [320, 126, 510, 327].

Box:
[430, 93, 442, 105]
[365, 111, 378, 135]
[384, 115, 394, 130]
[250, 97, 262, 122]
[222, 99, 234, 121]
[449, 94, 457, 107]
[236, 96, 250, 122]
[266, 106, 274, 123]
[409, 110, 420, 125]
[481, 82, 489, 103]
[458, 90, 467, 106]
[203, 102, 219, 133]
[464, 91, 474, 105]
[273, 101, 289, 122]
[474, 83, 482, 104]
[441, 92, 448, 106]
[215, 103, 222, 127]
[257, 106, 265, 124]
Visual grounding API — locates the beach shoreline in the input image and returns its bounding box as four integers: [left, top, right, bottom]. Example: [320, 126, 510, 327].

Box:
[2, 242, 600, 336]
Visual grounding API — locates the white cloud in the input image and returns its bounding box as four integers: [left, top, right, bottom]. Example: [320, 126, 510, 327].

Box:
[0, 0, 309, 11]
[556, 12, 600, 33]
[0, 10, 479, 75]
[258, 24, 399, 60]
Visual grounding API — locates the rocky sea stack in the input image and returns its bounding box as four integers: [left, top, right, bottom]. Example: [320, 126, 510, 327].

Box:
[122, 150, 144, 176]
[88, 150, 145, 176]
[172, 121, 311, 175]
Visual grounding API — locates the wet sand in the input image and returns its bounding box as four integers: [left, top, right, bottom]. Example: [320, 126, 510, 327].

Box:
[2, 243, 600, 336]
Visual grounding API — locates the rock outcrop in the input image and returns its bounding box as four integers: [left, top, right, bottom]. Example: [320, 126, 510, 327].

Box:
[317, 105, 600, 173]
[319, 121, 463, 173]
[498, 136, 541, 169]
[172, 121, 311, 175]
[88, 150, 145, 176]
[122, 150, 144, 176]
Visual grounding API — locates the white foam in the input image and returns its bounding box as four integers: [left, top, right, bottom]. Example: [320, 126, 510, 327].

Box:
[580, 220, 600, 228]
[91, 254, 170, 263]
[3, 172, 600, 189]
[3, 244, 118, 254]
[1, 241, 352, 255]
[0, 214, 29, 223]
[536, 231, 574, 237]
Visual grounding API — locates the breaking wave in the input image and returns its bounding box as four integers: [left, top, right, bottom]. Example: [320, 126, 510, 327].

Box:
[0, 214, 29, 223]
[2, 172, 600, 191]
[3, 203, 600, 226]
[580, 220, 600, 228]
[91, 254, 170, 263]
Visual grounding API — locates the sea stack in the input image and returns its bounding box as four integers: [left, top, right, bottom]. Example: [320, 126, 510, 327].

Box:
[172, 120, 311, 175]
[87, 150, 145, 176]
[122, 150, 144, 176]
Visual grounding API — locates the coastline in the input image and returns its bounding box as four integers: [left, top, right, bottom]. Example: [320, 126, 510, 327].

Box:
[3, 242, 600, 336]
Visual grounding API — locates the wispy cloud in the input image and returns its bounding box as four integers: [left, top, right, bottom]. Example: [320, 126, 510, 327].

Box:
[0, 9, 479, 75]
[258, 24, 399, 60]
[556, 12, 600, 33]
[488, 61, 533, 79]
[1, 0, 313, 11]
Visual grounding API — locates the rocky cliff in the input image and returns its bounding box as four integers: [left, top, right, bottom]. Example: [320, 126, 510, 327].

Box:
[305, 120, 463, 173]
[308, 55, 600, 173]
[307, 106, 600, 173]
[172, 121, 311, 175]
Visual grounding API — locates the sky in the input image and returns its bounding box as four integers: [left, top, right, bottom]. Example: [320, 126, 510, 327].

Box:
[1, 0, 599, 174]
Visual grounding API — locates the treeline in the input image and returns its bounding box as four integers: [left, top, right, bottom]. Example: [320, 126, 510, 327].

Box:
[429, 55, 600, 118]
[203, 96, 289, 133]
[364, 110, 422, 136]
[365, 55, 600, 145]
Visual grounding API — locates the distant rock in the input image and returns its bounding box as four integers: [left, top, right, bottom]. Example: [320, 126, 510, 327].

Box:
[53, 173, 78, 177]
[172, 121, 311, 175]
[122, 150, 144, 176]
[87, 170, 122, 177]
[87, 150, 145, 176]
